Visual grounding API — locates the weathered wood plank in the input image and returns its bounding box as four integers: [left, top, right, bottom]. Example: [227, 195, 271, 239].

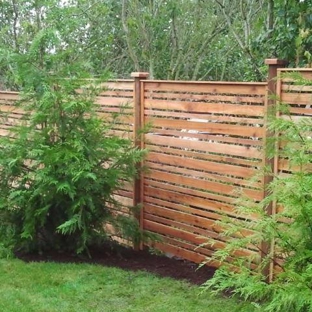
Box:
[145, 91, 265, 104]
[143, 81, 266, 95]
[0, 92, 20, 100]
[146, 169, 263, 201]
[145, 178, 235, 204]
[145, 144, 262, 167]
[149, 240, 211, 266]
[145, 203, 218, 229]
[99, 90, 133, 97]
[281, 84, 312, 92]
[281, 92, 312, 105]
[145, 213, 223, 241]
[144, 99, 264, 116]
[144, 220, 255, 258]
[144, 110, 264, 125]
[145, 134, 262, 159]
[146, 161, 261, 188]
[144, 200, 257, 236]
[144, 187, 234, 215]
[101, 81, 134, 90]
[95, 96, 133, 106]
[147, 152, 258, 179]
[147, 117, 264, 137]
[288, 107, 312, 116]
[147, 129, 263, 146]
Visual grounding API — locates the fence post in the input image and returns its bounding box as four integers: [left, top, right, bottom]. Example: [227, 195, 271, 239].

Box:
[261, 58, 288, 282]
[131, 72, 149, 250]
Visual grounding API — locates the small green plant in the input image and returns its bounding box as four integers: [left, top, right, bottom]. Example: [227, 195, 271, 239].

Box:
[201, 74, 312, 312]
[0, 29, 146, 256]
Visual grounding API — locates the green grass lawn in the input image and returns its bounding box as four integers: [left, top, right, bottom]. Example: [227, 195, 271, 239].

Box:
[0, 259, 259, 312]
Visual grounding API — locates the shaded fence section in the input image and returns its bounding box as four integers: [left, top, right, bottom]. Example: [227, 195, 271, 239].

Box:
[142, 80, 267, 265]
[272, 68, 312, 275]
[0, 91, 20, 137]
[0, 82, 136, 244]
[276, 68, 312, 181]
[95, 80, 136, 241]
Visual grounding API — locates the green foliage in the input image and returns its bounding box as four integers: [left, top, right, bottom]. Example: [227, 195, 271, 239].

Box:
[0, 0, 275, 83]
[253, 0, 312, 67]
[0, 27, 146, 256]
[3, 0, 312, 83]
[201, 74, 312, 312]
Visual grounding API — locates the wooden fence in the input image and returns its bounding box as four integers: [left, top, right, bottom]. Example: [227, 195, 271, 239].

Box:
[0, 91, 20, 137]
[141, 80, 267, 266]
[271, 68, 312, 277]
[2, 60, 311, 278]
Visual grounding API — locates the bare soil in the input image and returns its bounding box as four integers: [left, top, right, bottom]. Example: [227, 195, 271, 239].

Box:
[16, 244, 215, 286]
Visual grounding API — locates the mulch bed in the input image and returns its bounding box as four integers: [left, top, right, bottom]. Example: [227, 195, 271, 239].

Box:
[16, 244, 215, 286]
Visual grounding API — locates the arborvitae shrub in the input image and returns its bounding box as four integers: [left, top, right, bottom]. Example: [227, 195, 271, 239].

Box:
[0, 30, 147, 256]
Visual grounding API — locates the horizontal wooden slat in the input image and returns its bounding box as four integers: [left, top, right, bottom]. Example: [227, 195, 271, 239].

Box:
[145, 213, 222, 242]
[145, 91, 265, 104]
[101, 81, 134, 90]
[147, 152, 258, 179]
[0, 92, 20, 100]
[0, 105, 25, 114]
[144, 203, 258, 241]
[145, 203, 217, 229]
[145, 144, 262, 167]
[281, 84, 312, 92]
[99, 90, 133, 97]
[112, 194, 133, 207]
[148, 169, 263, 201]
[144, 99, 264, 116]
[146, 162, 261, 189]
[147, 118, 264, 137]
[148, 129, 262, 146]
[281, 92, 312, 105]
[278, 68, 312, 79]
[288, 107, 312, 116]
[145, 178, 235, 204]
[146, 134, 262, 159]
[144, 220, 256, 259]
[145, 110, 264, 125]
[145, 218, 259, 260]
[143, 81, 266, 95]
[97, 112, 133, 123]
[145, 187, 233, 215]
[96, 96, 133, 106]
[144, 199, 256, 237]
[150, 240, 211, 266]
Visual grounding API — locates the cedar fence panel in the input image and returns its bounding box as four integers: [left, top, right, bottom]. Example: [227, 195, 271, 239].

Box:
[96, 80, 135, 244]
[272, 69, 312, 276]
[0, 91, 21, 137]
[141, 80, 267, 266]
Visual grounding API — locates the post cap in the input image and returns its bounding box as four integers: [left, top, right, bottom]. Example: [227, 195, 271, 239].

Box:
[265, 58, 288, 66]
[131, 72, 149, 78]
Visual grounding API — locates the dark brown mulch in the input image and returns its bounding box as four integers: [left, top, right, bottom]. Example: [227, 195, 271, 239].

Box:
[16, 244, 215, 286]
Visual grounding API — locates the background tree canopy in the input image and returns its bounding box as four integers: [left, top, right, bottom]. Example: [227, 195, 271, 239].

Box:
[0, 0, 311, 89]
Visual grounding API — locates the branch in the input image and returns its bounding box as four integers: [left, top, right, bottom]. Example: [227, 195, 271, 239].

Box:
[11, 0, 19, 52]
[121, 0, 140, 71]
